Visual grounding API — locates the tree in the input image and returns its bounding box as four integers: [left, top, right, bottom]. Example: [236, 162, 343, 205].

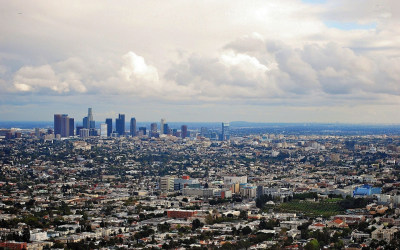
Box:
[191, 219, 203, 231]
[22, 227, 30, 242]
[242, 226, 252, 235]
[205, 214, 213, 225]
[305, 239, 320, 250]
[239, 210, 248, 220]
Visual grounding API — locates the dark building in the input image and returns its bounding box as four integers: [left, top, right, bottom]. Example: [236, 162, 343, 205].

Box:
[54, 114, 62, 136]
[82, 108, 95, 129]
[105, 118, 112, 137]
[61, 114, 70, 137]
[221, 122, 230, 141]
[116, 114, 125, 136]
[55, 114, 74, 137]
[76, 126, 84, 136]
[163, 123, 170, 135]
[15, 132, 21, 138]
[69, 118, 74, 136]
[150, 123, 157, 137]
[181, 125, 188, 139]
[89, 128, 98, 136]
[139, 127, 146, 135]
[82, 116, 88, 129]
[130, 117, 137, 136]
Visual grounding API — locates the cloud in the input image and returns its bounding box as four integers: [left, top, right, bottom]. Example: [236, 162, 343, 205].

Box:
[5, 33, 400, 107]
[1, 1, 400, 122]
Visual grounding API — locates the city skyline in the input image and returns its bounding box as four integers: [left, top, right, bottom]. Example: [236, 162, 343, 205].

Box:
[1, 1, 400, 123]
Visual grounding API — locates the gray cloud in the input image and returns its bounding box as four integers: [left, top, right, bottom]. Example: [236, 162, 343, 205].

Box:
[1, 0, 400, 122]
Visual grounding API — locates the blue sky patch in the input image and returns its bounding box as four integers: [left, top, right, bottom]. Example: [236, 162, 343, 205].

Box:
[324, 21, 377, 30]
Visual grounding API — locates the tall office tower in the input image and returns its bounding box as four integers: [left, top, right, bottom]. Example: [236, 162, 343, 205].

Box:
[100, 123, 108, 137]
[90, 120, 95, 129]
[54, 114, 62, 136]
[83, 108, 95, 129]
[116, 114, 125, 136]
[221, 122, 230, 141]
[130, 117, 137, 136]
[163, 123, 169, 135]
[88, 108, 94, 128]
[181, 125, 188, 139]
[83, 116, 89, 129]
[61, 114, 70, 137]
[160, 118, 166, 134]
[69, 118, 74, 136]
[105, 118, 112, 137]
[150, 123, 157, 137]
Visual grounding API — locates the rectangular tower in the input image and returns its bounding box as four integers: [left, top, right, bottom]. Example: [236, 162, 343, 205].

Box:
[116, 114, 125, 136]
[105, 118, 112, 137]
[54, 114, 62, 136]
[69, 118, 74, 136]
[181, 125, 188, 139]
[61, 114, 69, 137]
[130, 117, 137, 136]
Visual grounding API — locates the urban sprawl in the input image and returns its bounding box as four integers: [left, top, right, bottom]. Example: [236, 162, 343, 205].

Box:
[1, 109, 400, 249]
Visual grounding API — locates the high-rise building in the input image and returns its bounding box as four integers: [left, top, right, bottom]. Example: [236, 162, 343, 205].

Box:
[105, 118, 112, 137]
[54, 114, 62, 136]
[221, 122, 230, 141]
[163, 123, 170, 135]
[150, 123, 157, 137]
[54, 114, 74, 137]
[83, 108, 95, 129]
[181, 125, 188, 139]
[60, 114, 70, 137]
[116, 114, 125, 136]
[161, 118, 166, 134]
[88, 108, 95, 129]
[69, 118, 74, 136]
[83, 117, 88, 129]
[100, 123, 108, 137]
[130, 117, 137, 136]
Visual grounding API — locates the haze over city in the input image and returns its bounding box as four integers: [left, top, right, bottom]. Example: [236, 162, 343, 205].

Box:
[1, 0, 400, 123]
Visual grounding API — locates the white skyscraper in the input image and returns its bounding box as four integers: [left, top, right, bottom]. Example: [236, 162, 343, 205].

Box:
[161, 118, 166, 134]
[100, 123, 108, 137]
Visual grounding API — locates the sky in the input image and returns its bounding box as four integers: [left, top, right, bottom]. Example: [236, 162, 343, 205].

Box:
[1, 0, 400, 123]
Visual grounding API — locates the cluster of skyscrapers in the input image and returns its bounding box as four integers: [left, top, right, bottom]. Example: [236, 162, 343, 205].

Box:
[53, 114, 74, 138]
[53, 108, 199, 140]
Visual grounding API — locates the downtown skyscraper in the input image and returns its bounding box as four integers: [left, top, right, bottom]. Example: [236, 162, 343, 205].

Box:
[130, 117, 137, 137]
[105, 118, 112, 137]
[116, 114, 125, 136]
[83, 108, 95, 129]
[54, 114, 74, 137]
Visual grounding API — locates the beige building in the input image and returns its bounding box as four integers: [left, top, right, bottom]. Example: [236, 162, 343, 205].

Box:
[371, 228, 398, 242]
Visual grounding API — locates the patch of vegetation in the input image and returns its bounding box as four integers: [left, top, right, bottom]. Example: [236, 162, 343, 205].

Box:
[276, 200, 344, 217]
